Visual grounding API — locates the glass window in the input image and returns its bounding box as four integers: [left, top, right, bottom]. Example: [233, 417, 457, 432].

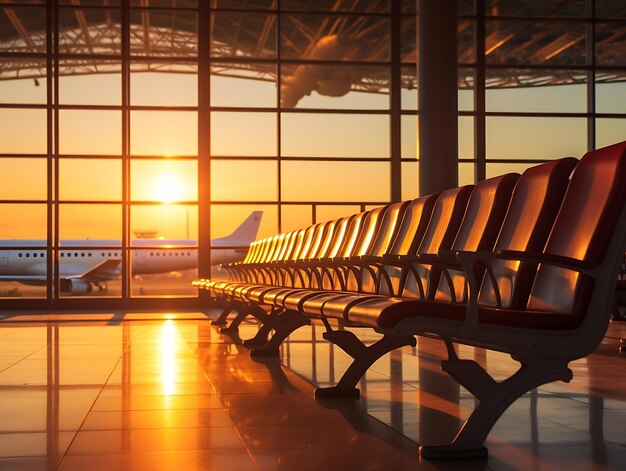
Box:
[459, 116, 474, 159]
[486, 69, 587, 113]
[281, 161, 390, 203]
[485, 0, 587, 17]
[211, 112, 276, 156]
[281, 205, 312, 232]
[211, 204, 278, 240]
[280, 14, 390, 62]
[129, 9, 197, 57]
[131, 205, 197, 243]
[401, 66, 417, 110]
[131, 63, 197, 106]
[211, 12, 276, 59]
[0, 204, 46, 239]
[0, 7, 47, 53]
[596, 0, 626, 18]
[130, 160, 197, 202]
[486, 162, 534, 178]
[595, 22, 626, 67]
[485, 20, 587, 66]
[596, 73, 626, 114]
[0, 158, 47, 201]
[486, 117, 587, 159]
[59, 61, 121, 105]
[211, 160, 278, 202]
[597, 118, 626, 149]
[458, 19, 475, 64]
[280, 64, 389, 110]
[459, 68, 474, 111]
[131, 111, 198, 156]
[281, 1, 389, 13]
[59, 204, 122, 242]
[401, 161, 419, 200]
[0, 58, 47, 104]
[316, 205, 362, 223]
[401, 15, 417, 63]
[281, 113, 389, 158]
[58, 9, 122, 55]
[60, 110, 122, 156]
[401, 115, 417, 159]
[131, 249, 197, 298]
[0, 108, 46, 155]
[211, 64, 276, 108]
[60, 159, 122, 202]
[459, 162, 475, 186]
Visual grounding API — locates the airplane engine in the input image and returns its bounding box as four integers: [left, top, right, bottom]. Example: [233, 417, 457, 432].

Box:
[61, 279, 93, 295]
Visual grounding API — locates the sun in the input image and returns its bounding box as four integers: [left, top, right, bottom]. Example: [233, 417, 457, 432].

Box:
[154, 173, 184, 203]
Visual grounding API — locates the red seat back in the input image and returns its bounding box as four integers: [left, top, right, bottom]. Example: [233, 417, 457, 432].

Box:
[527, 142, 626, 319]
[434, 173, 519, 302]
[478, 158, 578, 308]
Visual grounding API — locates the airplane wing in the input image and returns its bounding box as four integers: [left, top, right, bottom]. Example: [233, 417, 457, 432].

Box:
[68, 259, 121, 282]
[0, 259, 121, 283]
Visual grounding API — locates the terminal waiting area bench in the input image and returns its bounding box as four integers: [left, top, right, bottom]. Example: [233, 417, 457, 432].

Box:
[194, 141, 626, 459]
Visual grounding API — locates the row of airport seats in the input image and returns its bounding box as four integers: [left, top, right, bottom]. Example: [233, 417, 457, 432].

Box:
[194, 141, 626, 459]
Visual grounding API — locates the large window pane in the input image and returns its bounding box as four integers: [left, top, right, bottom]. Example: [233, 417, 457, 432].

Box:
[597, 118, 626, 149]
[596, 74, 626, 114]
[0, 158, 47, 201]
[281, 205, 312, 232]
[59, 204, 122, 242]
[315, 205, 361, 223]
[58, 8, 122, 55]
[131, 160, 197, 202]
[0, 58, 47, 104]
[129, 9, 197, 57]
[0, 109, 46, 155]
[0, 7, 46, 53]
[210, 204, 278, 240]
[486, 162, 534, 178]
[485, 0, 587, 17]
[0, 204, 46, 239]
[131, 248, 197, 297]
[211, 112, 276, 156]
[60, 159, 122, 202]
[281, 161, 390, 202]
[131, 111, 197, 156]
[211, 64, 276, 108]
[595, 22, 626, 67]
[401, 161, 418, 200]
[211, 160, 277, 202]
[401, 115, 417, 159]
[280, 64, 389, 109]
[282, 113, 389, 158]
[485, 20, 587, 66]
[459, 116, 474, 159]
[486, 69, 587, 112]
[59, 61, 121, 105]
[486, 117, 587, 159]
[131, 64, 197, 106]
[60, 110, 122, 155]
[280, 14, 390, 62]
[212, 12, 276, 59]
[131, 205, 197, 242]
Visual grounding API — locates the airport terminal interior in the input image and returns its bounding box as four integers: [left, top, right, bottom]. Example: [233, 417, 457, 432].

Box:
[1, 0, 626, 469]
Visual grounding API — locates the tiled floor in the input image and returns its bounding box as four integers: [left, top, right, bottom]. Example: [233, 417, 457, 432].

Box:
[0, 310, 625, 470]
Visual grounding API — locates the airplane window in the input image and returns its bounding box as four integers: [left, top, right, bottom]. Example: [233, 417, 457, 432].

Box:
[150, 252, 154, 256]
[18, 253, 22, 257]
[26, 253, 30, 258]
[88, 253, 92, 257]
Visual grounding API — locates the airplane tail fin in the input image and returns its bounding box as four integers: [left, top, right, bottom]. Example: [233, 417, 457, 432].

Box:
[218, 211, 263, 245]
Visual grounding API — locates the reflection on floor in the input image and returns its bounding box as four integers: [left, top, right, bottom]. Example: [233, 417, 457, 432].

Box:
[0, 310, 625, 470]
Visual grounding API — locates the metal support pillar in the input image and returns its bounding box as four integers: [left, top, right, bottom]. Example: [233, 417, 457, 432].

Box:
[418, 0, 458, 195]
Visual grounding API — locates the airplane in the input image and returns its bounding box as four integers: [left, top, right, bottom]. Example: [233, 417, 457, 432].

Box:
[0, 211, 262, 295]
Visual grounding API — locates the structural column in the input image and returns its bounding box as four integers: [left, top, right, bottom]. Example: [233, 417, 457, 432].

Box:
[418, 0, 458, 195]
